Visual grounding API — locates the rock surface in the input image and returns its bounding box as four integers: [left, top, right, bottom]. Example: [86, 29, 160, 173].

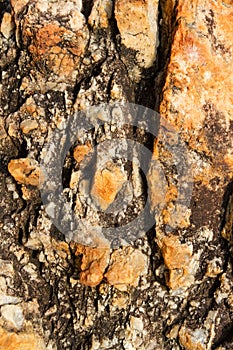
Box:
[104, 247, 148, 291]
[115, 0, 159, 69]
[75, 245, 110, 287]
[91, 162, 127, 210]
[0, 12, 14, 39]
[0, 327, 46, 350]
[0, 0, 233, 349]
[158, 235, 198, 289]
[8, 158, 41, 186]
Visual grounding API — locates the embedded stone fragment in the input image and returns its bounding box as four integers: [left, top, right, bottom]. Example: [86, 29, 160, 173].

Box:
[115, 0, 159, 68]
[20, 119, 38, 134]
[10, 0, 89, 83]
[0, 12, 15, 39]
[179, 327, 208, 350]
[10, 0, 30, 15]
[69, 171, 80, 189]
[73, 144, 92, 164]
[0, 327, 46, 350]
[159, 235, 198, 289]
[8, 158, 41, 187]
[75, 245, 110, 287]
[89, 0, 113, 29]
[1, 305, 24, 330]
[91, 162, 127, 211]
[104, 247, 148, 290]
[0, 294, 20, 306]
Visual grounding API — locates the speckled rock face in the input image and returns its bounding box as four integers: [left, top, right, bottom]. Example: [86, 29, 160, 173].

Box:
[0, 327, 46, 350]
[1, 0, 233, 349]
[151, 0, 233, 239]
[10, 0, 89, 90]
[147, 0, 233, 348]
[160, 1, 233, 172]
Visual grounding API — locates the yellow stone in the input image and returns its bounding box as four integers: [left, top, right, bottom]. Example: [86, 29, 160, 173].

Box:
[91, 162, 127, 211]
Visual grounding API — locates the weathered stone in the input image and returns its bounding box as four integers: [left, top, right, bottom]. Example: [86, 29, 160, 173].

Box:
[91, 162, 127, 211]
[111, 294, 128, 310]
[0, 327, 46, 350]
[8, 158, 41, 187]
[2, 0, 233, 348]
[20, 120, 38, 134]
[73, 144, 92, 164]
[10, 0, 30, 15]
[222, 193, 233, 242]
[159, 0, 233, 174]
[11, 0, 89, 83]
[69, 171, 80, 189]
[1, 305, 24, 330]
[0, 12, 15, 39]
[115, 0, 159, 68]
[158, 235, 198, 289]
[75, 245, 110, 287]
[130, 316, 144, 332]
[0, 118, 7, 140]
[104, 247, 148, 290]
[89, 0, 113, 29]
[0, 294, 21, 306]
[179, 327, 208, 350]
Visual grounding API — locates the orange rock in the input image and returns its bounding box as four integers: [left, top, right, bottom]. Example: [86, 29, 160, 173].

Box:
[26, 23, 80, 78]
[73, 144, 92, 164]
[159, 235, 196, 289]
[8, 158, 41, 187]
[104, 247, 147, 290]
[11, 2, 89, 82]
[159, 0, 233, 171]
[91, 162, 127, 211]
[75, 245, 110, 287]
[29, 23, 66, 56]
[149, 0, 233, 242]
[0, 327, 46, 350]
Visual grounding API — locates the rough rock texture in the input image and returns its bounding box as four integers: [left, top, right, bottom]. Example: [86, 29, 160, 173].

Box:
[115, 0, 159, 69]
[158, 235, 199, 290]
[0, 327, 46, 350]
[0, 0, 233, 349]
[8, 158, 41, 186]
[91, 162, 127, 210]
[104, 247, 148, 291]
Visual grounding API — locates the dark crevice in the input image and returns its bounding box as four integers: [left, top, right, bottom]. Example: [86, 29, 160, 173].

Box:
[213, 324, 233, 349]
[81, 0, 94, 21]
[154, 0, 179, 111]
[220, 180, 233, 231]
